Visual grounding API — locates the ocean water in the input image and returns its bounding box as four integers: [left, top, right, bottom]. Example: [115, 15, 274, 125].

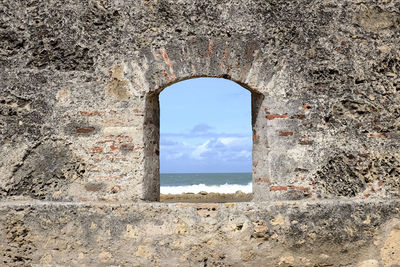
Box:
[160, 172, 252, 194]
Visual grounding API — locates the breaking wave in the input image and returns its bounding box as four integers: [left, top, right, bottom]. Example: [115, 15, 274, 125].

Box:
[160, 182, 252, 194]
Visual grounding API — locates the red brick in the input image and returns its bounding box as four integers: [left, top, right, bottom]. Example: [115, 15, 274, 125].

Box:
[279, 131, 294, 136]
[80, 110, 104, 116]
[159, 49, 176, 80]
[102, 118, 126, 125]
[76, 127, 95, 134]
[270, 186, 288, 191]
[266, 114, 288, 120]
[290, 185, 309, 191]
[85, 183, 103, 192]
[91, 146, 103, 153]
[110, 145, 119, 151]
[299, 141, 313, 145]
[133, 109, 144, 114]
[117, 136, 133, 142]
[254, 178, 271, 183]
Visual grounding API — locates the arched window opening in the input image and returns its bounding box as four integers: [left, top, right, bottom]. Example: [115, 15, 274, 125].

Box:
[159, 78, 253, 202]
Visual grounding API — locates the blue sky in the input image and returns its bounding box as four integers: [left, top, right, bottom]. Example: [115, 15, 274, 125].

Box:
[160, 78, 252, 173]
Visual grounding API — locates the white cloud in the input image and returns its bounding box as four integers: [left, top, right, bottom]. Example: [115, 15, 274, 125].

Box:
[218, 137, 249, 146]
[190, 140, 211, 160]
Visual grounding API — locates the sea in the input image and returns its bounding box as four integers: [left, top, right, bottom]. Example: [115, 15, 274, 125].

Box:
[160, 172, 252, 194]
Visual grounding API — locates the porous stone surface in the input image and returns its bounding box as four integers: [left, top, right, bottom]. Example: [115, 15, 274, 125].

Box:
[0, 0, 400, 265]
[1, 0, 400, 202]
[0, 200, 399, 266]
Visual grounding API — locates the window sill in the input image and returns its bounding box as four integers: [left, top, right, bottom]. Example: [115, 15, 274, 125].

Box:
[160, 192, 253, 203]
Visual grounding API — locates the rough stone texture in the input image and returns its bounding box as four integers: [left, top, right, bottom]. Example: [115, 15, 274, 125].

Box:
[0, 200, 399, 266]
[0, 0, 400, 265]
[1, 0, 400, 202]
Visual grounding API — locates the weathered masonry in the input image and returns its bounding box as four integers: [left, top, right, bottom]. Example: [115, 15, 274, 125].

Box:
[1, 0, 400, 266]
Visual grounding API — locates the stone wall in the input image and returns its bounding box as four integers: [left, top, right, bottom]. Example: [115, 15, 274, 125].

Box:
[0, 0, 399, 265]
[1, 200, 400, 266]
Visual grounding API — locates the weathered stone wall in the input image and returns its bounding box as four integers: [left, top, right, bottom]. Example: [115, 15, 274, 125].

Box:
[1, 200, 400, 266]
[0, 0, 399, 265]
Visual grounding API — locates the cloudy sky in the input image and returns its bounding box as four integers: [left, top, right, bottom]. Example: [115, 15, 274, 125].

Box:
[160, 78, 252, 173]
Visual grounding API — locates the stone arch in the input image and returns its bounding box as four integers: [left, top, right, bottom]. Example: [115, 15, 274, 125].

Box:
[142, 38, 268, 96]
[88, 37, 314, 202]
[138, 38, 291, 201]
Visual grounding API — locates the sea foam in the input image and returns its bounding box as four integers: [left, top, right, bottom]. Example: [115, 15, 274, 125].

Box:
[160, 182, 252, 194]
